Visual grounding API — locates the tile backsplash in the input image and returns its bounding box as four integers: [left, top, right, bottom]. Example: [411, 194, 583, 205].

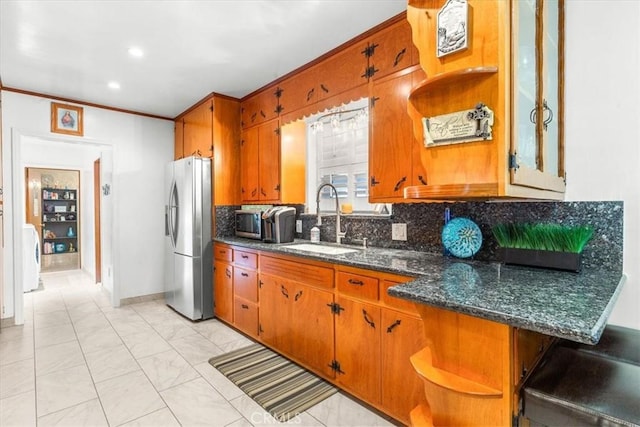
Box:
[215, 201, 623, 272]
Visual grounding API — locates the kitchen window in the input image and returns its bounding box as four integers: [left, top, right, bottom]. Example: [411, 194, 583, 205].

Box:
[306, 98, 375, 214]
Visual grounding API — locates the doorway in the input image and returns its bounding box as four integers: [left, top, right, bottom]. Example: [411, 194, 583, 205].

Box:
[25, 167, 81, 273]
[9, 130, 115, 325]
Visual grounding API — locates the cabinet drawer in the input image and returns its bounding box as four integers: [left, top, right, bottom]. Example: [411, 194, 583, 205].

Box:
[337, 271, 379, 301]
[234, 267, 258, 302]
[380, 279, 418, 315]
[214, 245, 233, 262]
[261, 255, 334, 289]
[234, 298, 259, 338]
[234, 250, 257, 269]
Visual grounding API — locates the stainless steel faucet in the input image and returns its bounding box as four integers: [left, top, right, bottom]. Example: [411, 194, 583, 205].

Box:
[315, 183, 346, 244]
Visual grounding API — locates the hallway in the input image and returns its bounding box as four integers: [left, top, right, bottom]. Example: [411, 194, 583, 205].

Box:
[0, 270, 393, 426]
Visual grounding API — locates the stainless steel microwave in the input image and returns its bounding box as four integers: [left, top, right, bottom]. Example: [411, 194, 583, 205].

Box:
[235, 210, 263, 240]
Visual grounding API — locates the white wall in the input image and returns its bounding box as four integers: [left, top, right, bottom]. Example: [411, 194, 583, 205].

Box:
[564, 1, 640, 330]
[1, 90, 173, 319]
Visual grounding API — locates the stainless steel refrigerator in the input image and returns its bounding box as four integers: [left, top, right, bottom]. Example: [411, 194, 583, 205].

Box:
[164, 156, 213, 320]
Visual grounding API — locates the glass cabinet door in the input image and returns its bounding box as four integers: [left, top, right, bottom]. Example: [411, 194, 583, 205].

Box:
[511, 0, 565, 193]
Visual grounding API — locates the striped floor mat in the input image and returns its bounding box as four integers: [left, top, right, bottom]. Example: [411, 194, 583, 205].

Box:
[209, 343, 337, 421]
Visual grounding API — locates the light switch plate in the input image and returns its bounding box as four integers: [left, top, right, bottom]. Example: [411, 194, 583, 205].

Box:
[392, 223, 407, 241]
[296, 220, 303, 233]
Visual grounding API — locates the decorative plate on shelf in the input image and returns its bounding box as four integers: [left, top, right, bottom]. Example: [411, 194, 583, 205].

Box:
[442, 217, 483, 258]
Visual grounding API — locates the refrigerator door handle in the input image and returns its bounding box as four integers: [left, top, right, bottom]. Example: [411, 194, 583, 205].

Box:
[169, 181, 179, 246]
[165, 205, 170, 236]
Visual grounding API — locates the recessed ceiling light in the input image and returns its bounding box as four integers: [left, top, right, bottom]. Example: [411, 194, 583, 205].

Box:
[108, 81, 121, 90]
[128, 47, 144, 57]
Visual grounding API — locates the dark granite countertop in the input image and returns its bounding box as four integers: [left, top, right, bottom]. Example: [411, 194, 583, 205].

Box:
[214, 237, 626, 345]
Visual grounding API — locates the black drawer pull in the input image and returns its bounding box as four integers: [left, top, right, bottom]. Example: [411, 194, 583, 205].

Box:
[241, 304, 249, 309]
[362, 309, 375, 329]
[348, 279, 364, 286]
[241, 272, 249, 277]
[241, 254, 248, 259]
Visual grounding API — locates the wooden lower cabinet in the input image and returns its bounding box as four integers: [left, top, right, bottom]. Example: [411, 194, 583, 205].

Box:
[259, 272, 335, 379]
[213, 259, 233, 323]
[334, 296, 382, 405]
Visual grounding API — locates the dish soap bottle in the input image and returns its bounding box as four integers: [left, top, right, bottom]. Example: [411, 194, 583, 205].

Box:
[310, 226, 320, 243]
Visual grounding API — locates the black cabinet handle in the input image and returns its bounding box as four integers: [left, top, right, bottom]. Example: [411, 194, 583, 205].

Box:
[294, 291, 303, 301]
[362, 309, 375, 329]
[320, 84, 329, 94]
[241, 254, 248, 259]
[393, 48, 407, 67]
[225, 268, 231, 279]
[306, 88, 315, 101]
[241, 272, 248, 277]
[348, 278, 364, 286]
[260, 188, 267, 197]
[418, 175, 427, 185]
[394, 176, 407, 192]
[280, 285, 289, 299]
[241, 304, 249, 309]
[386, 319, 401, 333]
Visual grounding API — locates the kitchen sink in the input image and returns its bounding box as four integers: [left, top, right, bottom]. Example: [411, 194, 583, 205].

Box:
[285, 243, 360, 255]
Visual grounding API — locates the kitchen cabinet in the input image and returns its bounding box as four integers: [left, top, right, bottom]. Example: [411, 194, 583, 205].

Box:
[367, 19, 418, 82]
[233, 249, 259, 338]
[259, 254, 336, 378]
[241, 87, 279, 129]
[213, 245, 233, 323]
[277, 67, 319, 118]
[174, 95, 241, 205]
[240, 119, 281, 202]
[404, 0, 565, 200]
[369, 68, 428, 201]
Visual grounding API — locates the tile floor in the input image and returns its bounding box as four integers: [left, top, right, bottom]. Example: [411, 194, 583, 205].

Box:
[0, 270, 396, 427]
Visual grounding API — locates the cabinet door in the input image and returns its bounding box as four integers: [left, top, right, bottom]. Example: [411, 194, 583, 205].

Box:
[240, 126, 260, 201]
[278, 67, 319, 117]
[315, 43, 368, 101]
[335, 296, 381, 404]
[288, 282, 335, 378]
[212, 96, 241, 206]
[183, 99, 213, 158]
[214, 260, 233, 323]
[511, 0, 565, 193]
[369, 72, 416, 200]
[234, 298, 259, 339]
[174, 119, 184, 160]
[241, 87, 279, 129]
[257, 119, 281, 201]
[381, 310, 426, 425]
[369, 20, 418, 81]
[258, 273, 292, 353]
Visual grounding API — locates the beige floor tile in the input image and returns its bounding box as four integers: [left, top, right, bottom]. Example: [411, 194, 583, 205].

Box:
[34, 309, 71, 329]
[137, 349, 200, 391]
[76, 325, 123, 353]
[120, 407, 181, 427]
[34, 322, 77, 348]
[121, 329, 172, 359]
[306, 392, 395, 427]
[150, 319, 198, 341]
[109, 317, 155, 337]
[72, 312, 112, 333]
[194, 361, 244, 401]
[0, 336, 34, 366]
[0, 358, 35, 400]
[230, 393, 324, 426]
[36, 363, 97, 417]
[0, 324, 33, 343]
[37, 398, 108, 427]
[160, 377, 243, 426]
[95, 369, 165, 426]
[169, 333, 224, 366]
[35, 340, 85, 377]
[85, 344, 139, 383]
[0, 389, 36, 427]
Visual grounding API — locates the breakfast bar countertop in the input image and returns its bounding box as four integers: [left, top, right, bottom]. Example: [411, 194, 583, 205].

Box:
[214, 237, 626, 345]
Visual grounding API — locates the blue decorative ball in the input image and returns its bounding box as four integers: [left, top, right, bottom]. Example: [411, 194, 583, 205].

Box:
[442, 217, 483, 258]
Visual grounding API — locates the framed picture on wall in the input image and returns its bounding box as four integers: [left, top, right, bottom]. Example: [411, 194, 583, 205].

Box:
[51, 102, 83, 136]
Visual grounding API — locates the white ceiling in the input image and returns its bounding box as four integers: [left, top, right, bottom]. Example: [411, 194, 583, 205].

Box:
[0, 1, 406, 119]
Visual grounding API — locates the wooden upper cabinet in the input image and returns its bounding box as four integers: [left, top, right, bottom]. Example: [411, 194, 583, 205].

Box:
[370, 69, 425, 201]
[212, 96, 241, 205]
[278, 67, 319, 117]
[183, 99, 213, 158]
[240, 119, 281, 202]
[315, 42, 369, 103]
[174, 119, 184, 160]
[368, 20, 419, 81]
[404, 0, 565, 200]
[241, 87, 279, 129]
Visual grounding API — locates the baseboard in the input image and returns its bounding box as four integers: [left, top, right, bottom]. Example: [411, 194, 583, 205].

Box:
[119, 292, 164, 306]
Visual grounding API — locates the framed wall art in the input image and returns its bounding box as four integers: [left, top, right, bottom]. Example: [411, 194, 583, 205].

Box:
[51, 102, 83, 136]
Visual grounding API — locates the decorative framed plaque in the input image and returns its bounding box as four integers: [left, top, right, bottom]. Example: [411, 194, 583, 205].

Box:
[437, 0, 468, 58]
[422, 103, 494, 147]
